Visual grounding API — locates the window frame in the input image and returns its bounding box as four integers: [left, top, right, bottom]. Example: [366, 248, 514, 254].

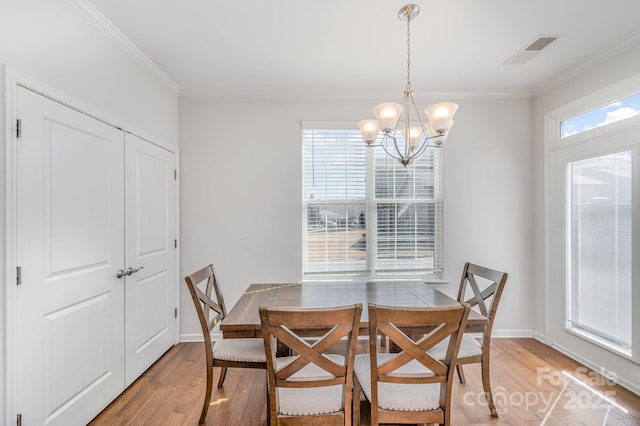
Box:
[546, 76, 640, 151]
[545, 73, 640, 365]
[302, 121, 443, 281]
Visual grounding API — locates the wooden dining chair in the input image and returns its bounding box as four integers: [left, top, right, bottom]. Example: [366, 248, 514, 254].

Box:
[428, 262, 508, 417]
[353, 303, 470, 426]
[184, 264, 267, 424]
[259, 303, 363, 426]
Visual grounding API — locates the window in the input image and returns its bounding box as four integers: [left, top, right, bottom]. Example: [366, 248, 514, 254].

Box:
[302, 124, 442, 278]
[560, 92, 640, 138]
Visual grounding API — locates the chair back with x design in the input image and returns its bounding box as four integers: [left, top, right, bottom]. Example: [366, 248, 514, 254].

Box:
[457, 262, 508, 337]
[185, 265, 228, 339]
[353, 303, 470, 426]
[451, 262, 508, 418]
[259, 304, 362, 425]
[185, 264, 267, 424]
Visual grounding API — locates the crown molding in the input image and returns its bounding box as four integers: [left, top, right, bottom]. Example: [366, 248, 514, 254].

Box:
[178, 88, 533, 100]
[533, 29, 640, 98]
[67, 0, 181, 95]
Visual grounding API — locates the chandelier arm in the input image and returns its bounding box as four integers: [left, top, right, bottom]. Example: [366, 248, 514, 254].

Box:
[404, 93, 411, 158]
[411, 137, 431, 159]
[423, 133, 445, 142]
[386, 129, 405, 160]
[419, 131, 447, 148]
[380, 136, 403, 161]
[408, 91, 428, 133]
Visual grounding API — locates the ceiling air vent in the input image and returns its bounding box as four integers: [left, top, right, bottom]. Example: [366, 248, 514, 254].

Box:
[504, 35, 561, 65]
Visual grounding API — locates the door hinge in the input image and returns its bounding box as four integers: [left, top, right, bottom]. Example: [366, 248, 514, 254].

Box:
[174, 308, 178, 318]
[16, 266, 22, 286]
[174, 239, 177, 249]
[17, 413, 22, 426]
[174, 169, 177, 180]
[16, 119, 22, 139]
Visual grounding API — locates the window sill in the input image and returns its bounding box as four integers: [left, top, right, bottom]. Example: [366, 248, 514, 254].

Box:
[564, 326, 633, 361]
[423, 278, 450, 288]
[302, 276, 449, 287]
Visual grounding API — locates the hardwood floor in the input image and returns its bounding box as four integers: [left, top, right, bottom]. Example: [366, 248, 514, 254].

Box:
[90, 339, 640, 425]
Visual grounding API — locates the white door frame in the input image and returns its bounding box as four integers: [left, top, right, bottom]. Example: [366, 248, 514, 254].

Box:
[1, 66, 180, 425]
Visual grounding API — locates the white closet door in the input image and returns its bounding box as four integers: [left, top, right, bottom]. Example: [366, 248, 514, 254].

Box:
[15, 87, 126, 425]
[124, 133, 177, 386]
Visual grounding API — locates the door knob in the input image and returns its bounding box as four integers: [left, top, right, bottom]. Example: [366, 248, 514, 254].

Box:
[126, 266, 144, 276]
[117, 266, 143, 279]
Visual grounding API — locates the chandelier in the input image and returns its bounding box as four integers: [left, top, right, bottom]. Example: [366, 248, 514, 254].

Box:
[358, 4, 458, 166]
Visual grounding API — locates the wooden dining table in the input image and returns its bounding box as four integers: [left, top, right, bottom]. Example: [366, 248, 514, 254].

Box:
[221, 281, 487, 338]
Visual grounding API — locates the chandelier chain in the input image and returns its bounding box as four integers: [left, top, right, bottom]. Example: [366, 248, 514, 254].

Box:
[406, 13, 411, 91]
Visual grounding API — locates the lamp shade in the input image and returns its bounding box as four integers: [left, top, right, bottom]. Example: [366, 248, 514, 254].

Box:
[425, 122, 451, 146]
[403, 126, 424, 151]
[425, 102, 458, 132]
[358, 119, 380, 144]
[373, 103, 404, 131]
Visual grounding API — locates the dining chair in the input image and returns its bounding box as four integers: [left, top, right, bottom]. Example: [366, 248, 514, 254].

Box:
[353, 303, 470, 426]
[184, 264, 267, 424]
[259, 303, 363, 426]
[428, 262, 508, 417]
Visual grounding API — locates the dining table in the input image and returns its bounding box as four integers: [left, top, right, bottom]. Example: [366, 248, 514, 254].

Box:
[220, 281, 487, 339]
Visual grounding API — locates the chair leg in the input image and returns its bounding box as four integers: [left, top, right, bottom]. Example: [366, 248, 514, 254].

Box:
[480, 355, 498, 417]
[354, 381, 360, 426]
[265, 371, 271, 425]
[217, 366, 228, 387]
[200, 363, 214, 424]
[456, 364, 466, 384]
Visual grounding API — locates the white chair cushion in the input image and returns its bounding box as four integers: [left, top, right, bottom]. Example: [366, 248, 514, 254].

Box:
[276, 354, 345, 416]
[354, 353, 440, 412]
[427, 335, 482, 361]
[212, 338, 266, 362]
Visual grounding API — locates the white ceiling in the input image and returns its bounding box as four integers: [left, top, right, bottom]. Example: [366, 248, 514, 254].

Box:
[86, 0, 640, 98]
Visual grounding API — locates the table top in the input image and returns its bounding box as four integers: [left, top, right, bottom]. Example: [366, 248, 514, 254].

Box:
[221, 281, 487, 338]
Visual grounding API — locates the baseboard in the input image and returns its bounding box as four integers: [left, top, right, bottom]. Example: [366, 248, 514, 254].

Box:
[491, 329, 535, 338]
[551, 342, 640, 396]
[533, 330, 546, 343]
[180, 332, 223, 343]
[179, 333, 204, 343]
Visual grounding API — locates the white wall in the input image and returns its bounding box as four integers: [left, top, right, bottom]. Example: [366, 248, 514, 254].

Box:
[0, 0, 179, 421]
[442, 98, 534, 337]
[178, 96, 534, 340]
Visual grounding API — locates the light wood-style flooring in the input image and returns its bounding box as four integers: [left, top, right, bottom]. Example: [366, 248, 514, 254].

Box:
[90, 339, 640, 425]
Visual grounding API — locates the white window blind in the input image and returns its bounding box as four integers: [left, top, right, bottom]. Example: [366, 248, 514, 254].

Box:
[303, 125, 442, 278]
[567, 151, 632, 351]
[373, 146, 442, 275]
[303, 128, 367, 275]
